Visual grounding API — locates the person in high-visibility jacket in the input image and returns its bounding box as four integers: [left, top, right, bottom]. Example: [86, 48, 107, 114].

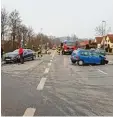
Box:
[57, 45, 61, 55]
[37, 45, 42, 57]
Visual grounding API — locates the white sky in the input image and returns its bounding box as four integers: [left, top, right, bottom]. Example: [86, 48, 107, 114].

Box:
[1, 0, 113, 38]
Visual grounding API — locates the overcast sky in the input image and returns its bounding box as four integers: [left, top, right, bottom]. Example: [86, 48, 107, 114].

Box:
[1, 0, 113, 38]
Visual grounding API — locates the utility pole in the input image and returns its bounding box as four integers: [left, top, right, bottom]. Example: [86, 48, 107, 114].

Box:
[40, 28, 43, 48]
[102, 20, 106, 36]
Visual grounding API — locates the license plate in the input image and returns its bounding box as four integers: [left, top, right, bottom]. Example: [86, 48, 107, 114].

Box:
[6, 59, 11, 61]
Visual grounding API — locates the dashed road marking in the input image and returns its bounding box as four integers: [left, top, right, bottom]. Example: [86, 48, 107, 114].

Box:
[98, 69, 107, 75]
[44, 68, 50, 74]
[37, 77, 47, 90]
[23, 108, 36, 116]
[50, 59, 52, 62]
[48, 62, 51, 66]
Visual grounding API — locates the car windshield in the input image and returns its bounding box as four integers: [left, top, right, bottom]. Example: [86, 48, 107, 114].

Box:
[13, 49, 19, 53]
[91, 52, 99, 56]
[66, 42, 75, 46]
[13, 49, 25, 53]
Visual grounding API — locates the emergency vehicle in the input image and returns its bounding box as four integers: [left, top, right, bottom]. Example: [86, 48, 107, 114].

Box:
[62, 40, 77, 55]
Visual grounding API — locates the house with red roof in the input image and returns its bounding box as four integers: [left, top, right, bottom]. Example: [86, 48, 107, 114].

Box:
[95, 34, 113, 52]
[95, 37, 103, 48]
[104, 34, 113, 52]
[79, 40, 89, 48]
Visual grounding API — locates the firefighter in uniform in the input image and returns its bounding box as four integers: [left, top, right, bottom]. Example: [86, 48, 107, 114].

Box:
[37, 45, 42, 57]
[57, 45, 61, 55]
[60, 42, 63, 55]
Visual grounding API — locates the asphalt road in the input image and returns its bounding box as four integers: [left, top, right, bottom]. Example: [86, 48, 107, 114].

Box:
[1, 51, 113, 116]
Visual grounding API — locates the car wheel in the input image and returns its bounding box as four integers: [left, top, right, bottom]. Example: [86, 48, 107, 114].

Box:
[78, 60, 84, 66]
[32, 56, 35, 60]
[101, 60, 105, 65]
[71, 60, 76, 64]
[62, 51, 64, 55]
[32, 56, 34, 60]
[5, 61, 8, 64]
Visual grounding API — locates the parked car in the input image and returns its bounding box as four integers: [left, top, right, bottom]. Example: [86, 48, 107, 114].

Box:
[62, 41, 77, 55]
[71, 49, 108, 65]
[4, 49, 36, 63]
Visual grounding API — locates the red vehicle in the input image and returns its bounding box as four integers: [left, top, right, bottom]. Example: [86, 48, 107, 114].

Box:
[62, 41, 77, 55]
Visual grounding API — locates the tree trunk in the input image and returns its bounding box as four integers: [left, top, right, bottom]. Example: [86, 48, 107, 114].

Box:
[12, 34, 15, 50]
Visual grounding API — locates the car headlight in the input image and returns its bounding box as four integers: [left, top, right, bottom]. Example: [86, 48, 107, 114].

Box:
[14, 55, 20, 59]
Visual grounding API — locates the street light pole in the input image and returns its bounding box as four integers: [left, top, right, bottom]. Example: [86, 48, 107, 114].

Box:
[40, 28, 43, 48]
[102, 20, 106, 36]
[102, 21, 106, 50]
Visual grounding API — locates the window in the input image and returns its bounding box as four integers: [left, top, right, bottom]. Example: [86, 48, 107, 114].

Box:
[66, 42, 75, 46]
[91, 52, 99, 57]
[27, 49, 32, 52]
[81, 51, 89, 56]
[24, 50, 27, 54]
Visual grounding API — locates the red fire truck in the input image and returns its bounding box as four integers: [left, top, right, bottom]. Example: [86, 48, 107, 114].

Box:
[61, 41, 77, 55]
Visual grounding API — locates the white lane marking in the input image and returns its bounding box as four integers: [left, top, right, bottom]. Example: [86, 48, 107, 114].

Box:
[98, 69, 107, 75]
[48, 62, 51, 66]
[23, 108, 36, 116]
[37, 78, 47, 90]
[44, 68, 50, 74]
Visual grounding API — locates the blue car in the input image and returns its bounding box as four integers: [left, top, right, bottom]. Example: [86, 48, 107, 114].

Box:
[71, 49, 108, 66]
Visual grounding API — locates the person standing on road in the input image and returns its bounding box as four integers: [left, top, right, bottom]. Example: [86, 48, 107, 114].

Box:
[57, 45, 61, 55]
[19, 47, 24, 64]
[1, 47, 4, 60]
[60, 42, 63, 55]
[37, 45, 42, 57]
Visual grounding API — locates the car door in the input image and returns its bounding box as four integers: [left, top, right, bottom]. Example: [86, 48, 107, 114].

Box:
[23, 50, 28, 60]
[91, 52, 101, 64]
[88, 52, 95, 64]
[80, 51, 89, 63]
[27, 49, 33, 59]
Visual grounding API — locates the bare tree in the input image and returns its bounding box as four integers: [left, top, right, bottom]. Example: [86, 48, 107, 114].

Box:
[27, 27, 34, 41]
[21, 24, 28, 47]
[1, 8, 8, 44]
[95, 25, 105, 36]
[95, 21, 107, 36]
[9, 9, 21, 49]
